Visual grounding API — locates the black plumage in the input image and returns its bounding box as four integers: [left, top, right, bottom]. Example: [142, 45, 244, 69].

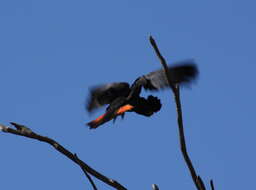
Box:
[86, 60, 198, 129]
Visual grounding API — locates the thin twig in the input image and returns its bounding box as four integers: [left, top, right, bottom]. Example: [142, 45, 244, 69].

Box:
[173, 86, 202, 190]
[0, 123, 127, 190]
[149, 36, 203, 190]
[152, 184, 159, 190]
[149, 36, 175, 92]
[210, 180, 215, 190]
[74, 153, 98, 190]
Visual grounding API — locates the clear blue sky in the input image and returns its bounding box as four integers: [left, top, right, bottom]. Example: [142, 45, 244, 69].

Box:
[0, 0, 255, 189]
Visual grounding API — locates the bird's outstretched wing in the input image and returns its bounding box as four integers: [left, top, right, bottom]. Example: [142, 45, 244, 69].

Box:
[86, 82, 130, 112]
[142, 60, 198, 90]
[127, 60, 198, 98]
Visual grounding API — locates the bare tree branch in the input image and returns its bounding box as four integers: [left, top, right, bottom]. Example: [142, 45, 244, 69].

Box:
[149, 37, 175, 92]
[74, 153, 98, 190]
[210, 180, 215, 190]
[152, 184, 159, 190]
[0, 123, 127, 190]
[149, 36, 209, 190]
[197, 176, 206, 190]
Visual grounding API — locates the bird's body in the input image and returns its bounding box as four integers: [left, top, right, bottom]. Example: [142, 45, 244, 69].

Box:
[86, 60, 198, 129]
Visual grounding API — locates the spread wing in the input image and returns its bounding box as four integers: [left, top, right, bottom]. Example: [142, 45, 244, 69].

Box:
[86, 82, 130, 112]
[143, 60, 198, 90]
[126, 60, 198, 98]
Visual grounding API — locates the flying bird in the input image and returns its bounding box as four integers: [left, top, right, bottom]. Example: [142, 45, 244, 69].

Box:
[86, 60, 198, 129]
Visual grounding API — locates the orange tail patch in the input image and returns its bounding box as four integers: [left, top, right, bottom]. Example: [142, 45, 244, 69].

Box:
[87, 104, 134, 129]
[116, 104, 134, 115]
[87, 113, 107, 129]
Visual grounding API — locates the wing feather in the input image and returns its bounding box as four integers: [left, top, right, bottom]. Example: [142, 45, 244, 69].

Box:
[143, 60, 198, 90]
[86, 82, 130, 112]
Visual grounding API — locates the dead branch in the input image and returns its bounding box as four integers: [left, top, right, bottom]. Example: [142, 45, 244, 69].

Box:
[74, 153, 98, 190]
[0, 122, 127, 190]
[152, 184, 160, 190]
[210, 180, 215, 190]
[149, 36, 210, 190]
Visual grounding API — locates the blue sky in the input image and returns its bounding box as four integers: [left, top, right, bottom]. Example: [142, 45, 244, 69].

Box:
[0, 0, 255, 189]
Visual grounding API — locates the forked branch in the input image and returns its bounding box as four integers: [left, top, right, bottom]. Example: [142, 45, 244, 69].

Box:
[0, 122, 127, 190]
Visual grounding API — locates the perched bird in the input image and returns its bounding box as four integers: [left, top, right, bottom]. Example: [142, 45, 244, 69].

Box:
[86, 60, 198, 129]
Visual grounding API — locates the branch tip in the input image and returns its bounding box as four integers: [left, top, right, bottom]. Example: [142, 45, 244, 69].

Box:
[149, 36, 154, 43]
[0, 124, 6, 131]
[10, 122, 33, 134]
[152, 184, 159, 190]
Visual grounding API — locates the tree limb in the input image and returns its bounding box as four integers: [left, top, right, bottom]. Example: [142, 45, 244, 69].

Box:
[197, 175, 206, 190]
[74, 153, 98, 190]
[149, 36, 208, 190]
[152, 184, 160, 190]
[0, 123, 127, 190]
[210, 180, 215, 190]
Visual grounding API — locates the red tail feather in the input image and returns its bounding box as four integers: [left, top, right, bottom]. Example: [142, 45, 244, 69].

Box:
[86, 104, 134, 129]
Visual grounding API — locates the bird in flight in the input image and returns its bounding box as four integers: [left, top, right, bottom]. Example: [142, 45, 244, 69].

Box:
[86, 60, 198, 129]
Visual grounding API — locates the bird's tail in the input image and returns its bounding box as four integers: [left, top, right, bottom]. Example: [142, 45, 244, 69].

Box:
[87, 113, 108, 129]
[87, 104, 134, 129]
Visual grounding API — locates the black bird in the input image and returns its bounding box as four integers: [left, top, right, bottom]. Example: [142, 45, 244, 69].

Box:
[86, 60, 198, 129]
